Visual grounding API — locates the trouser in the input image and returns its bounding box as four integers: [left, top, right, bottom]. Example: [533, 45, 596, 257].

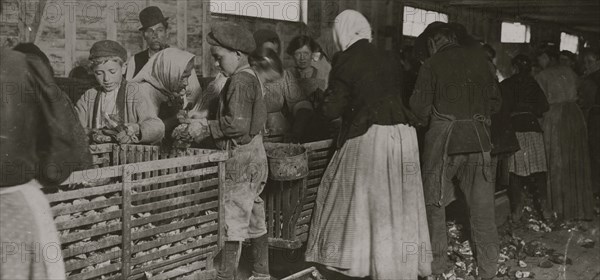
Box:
[508, 172, 548, 219]
[426, 153, 499, 279]
[589, 109, 600, 194]
[217, 234, 270, 280]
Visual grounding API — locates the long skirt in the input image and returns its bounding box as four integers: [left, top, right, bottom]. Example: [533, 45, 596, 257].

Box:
[508, 131, 548, 177]
[543, 102, 594, 220]
[305, 124, 432, 279]
[0, 180, 66, 280]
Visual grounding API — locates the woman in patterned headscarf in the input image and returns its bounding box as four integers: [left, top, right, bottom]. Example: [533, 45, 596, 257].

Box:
[305, 10, 431, 280]
[132, 48, 197, 145]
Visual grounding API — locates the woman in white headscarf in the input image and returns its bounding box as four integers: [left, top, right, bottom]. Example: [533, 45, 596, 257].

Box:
[305, 10, 432, 279]
[132, 48, 197, 145]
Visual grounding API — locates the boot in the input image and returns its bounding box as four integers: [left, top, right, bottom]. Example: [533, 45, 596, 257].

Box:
[508, 174, 525, 222]
[248, 234, 270, 279]
[217, 241, 242, 280]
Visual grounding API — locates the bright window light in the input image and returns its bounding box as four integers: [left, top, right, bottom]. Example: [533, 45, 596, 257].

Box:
[403, 6, 448, 37]
[501, 22, 531, 43]
[560, 32, 579, 53]
[210, 0, 308, 24]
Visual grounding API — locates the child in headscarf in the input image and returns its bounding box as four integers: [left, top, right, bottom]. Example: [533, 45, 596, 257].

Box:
[305, 9, 431, 280]
[131, 48, 198, 146]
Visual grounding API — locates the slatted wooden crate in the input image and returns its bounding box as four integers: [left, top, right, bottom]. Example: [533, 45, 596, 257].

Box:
[48, 145, 228, 280]
[261, 139, 335, 249]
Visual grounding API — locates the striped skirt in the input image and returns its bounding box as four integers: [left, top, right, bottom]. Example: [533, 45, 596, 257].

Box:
[508, 131, 548, 177]
[305, 124, 432, 279]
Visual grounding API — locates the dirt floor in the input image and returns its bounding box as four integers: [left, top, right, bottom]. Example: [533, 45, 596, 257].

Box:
[233, 194, 600, 280]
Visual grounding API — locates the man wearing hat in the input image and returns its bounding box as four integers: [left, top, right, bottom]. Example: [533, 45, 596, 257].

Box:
[124, 6, 170, 80]
[191, 22, 270, 280]
[124, 6, 201, 108]
[75, 40, 165, 145]
[410, 23, 502, 279]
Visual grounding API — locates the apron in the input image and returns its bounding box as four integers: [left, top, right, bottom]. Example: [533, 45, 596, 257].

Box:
[220, 68, 269, 241]
[0, 180, 66, 280]
[426, 107, 493, 206]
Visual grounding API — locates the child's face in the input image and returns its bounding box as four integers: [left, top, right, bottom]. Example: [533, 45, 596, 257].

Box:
[211, 46, 241, 77]
[93, 60, 123, 92]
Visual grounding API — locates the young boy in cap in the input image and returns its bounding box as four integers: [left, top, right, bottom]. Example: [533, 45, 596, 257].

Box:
[191, 22, 269, 280]
[75, 40, 164, 144]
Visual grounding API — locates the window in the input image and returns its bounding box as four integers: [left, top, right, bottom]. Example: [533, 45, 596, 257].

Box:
[501, 22, 531, 43]
[560, 32, 579, 53]
[210, 0, 308, 24]
[402, 6, 448, 37]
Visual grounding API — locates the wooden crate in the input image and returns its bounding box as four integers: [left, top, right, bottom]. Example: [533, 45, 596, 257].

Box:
[262, 139, 335, 249]
[48, 145, 228, 280]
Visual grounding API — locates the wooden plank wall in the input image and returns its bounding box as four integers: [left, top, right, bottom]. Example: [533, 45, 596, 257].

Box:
[2, 0, 598, 77]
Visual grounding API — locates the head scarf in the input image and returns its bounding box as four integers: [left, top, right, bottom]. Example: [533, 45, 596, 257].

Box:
[333, 9, 372, 52]
[132, 48, 195, 96]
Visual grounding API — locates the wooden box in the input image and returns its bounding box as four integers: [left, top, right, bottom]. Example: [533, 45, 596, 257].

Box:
[48, 145, 228, 280]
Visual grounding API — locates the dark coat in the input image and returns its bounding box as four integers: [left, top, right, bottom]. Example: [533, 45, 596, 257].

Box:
[499, 73, 549, 133]
[410, 44, 502, 155]
[1, 48, 91, 187]
[318, 39, 415, 147]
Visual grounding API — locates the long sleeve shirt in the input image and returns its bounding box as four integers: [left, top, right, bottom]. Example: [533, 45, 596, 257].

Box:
[75, 81, 165, 144]
[209, 66, 267, 149]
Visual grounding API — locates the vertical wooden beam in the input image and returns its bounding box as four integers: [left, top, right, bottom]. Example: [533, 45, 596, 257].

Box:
[121, 165, 134, 279]
[397, 1, 405, 48]
[217, 161, 226, 249]
[385, 0, 394, 50]
[30, 0, 47, 43]
[64, 3, 77, 77]
[176, 0, 187, 49]
[201, 0, 211, 76]
[105, 0, 117, 41]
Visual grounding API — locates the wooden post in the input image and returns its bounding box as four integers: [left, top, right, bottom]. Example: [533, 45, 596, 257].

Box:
[105, 0, 117, 41]
[30, 0, 47, 43]
[201, 0, 212, 77]
[64, 3, 77, 77]
[121, 165, 134, 278]
[176, 0, 187, 49]
[217, 161, 226, 249]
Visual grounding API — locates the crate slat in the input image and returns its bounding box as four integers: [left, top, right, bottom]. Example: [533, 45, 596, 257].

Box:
[131, 203, 217, 227]
[48, 183, 121, 202]
[131, 235, 218, 265]
[132, 224, 218, 254]
[131, 178, 218, 201]
[129, 250, 214, 278]
[131, 213, 218, 241]
[67, 262, 121, 280]
[131, 191, 218, 214]
[60, 223, 122, 244]
[56, 211, 122, 230]
[128, 153, 228, 174]
[65, 249, 120, 271]
[63, 235, 121, 258]
[130, 166, 218, 190]
[150, 259, 207, 280]
[53, 197, 122, 216]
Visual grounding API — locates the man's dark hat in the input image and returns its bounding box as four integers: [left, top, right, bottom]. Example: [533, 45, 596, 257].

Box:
[139, 6, 169, 31]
